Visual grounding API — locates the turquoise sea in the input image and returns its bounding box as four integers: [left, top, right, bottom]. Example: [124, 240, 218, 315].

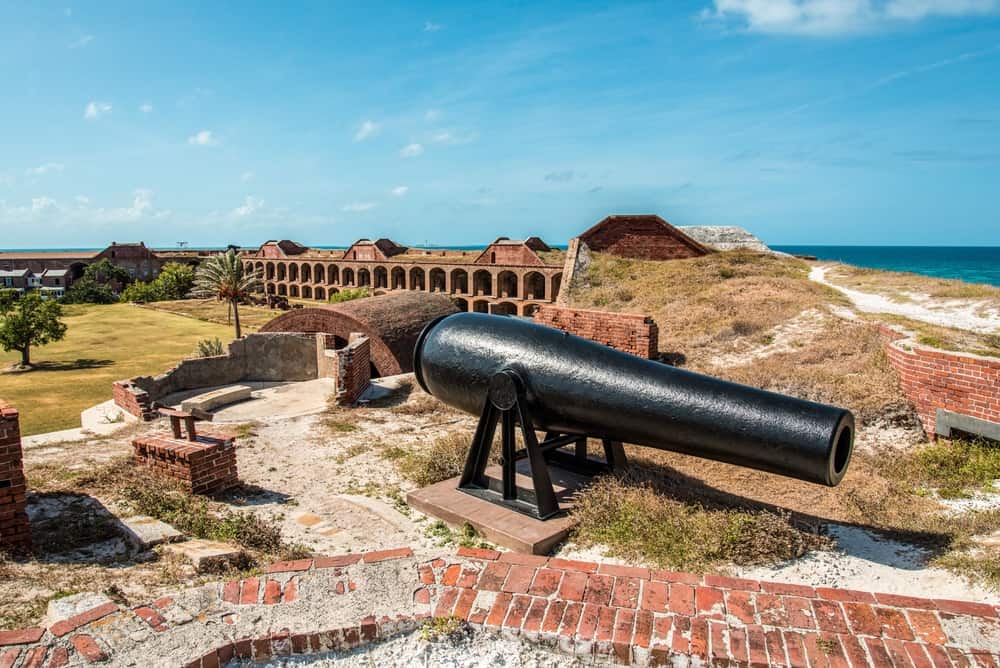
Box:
[772, 246, 1000, 287]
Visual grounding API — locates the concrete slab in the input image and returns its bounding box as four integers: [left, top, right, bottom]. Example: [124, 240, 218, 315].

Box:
[164, 539, 243, 572]
[118, 515, 184, 550]
[165, 378, 338, 423]
[407, 462, 592, 555]
[181, 385, 253, 413]
[46, 592, 114, 626]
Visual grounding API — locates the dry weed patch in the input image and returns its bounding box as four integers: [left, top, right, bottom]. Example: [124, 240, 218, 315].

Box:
[572, 473, 829, 572]
[394, 432, 495, 487]
[827, 264, 1000, 305]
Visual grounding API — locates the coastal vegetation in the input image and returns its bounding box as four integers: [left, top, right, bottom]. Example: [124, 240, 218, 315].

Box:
[119, 262, 196, 303]
[0, 303, 232, 435]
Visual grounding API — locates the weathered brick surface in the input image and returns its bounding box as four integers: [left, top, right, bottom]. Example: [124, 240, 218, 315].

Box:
[577, 215, 712, 261]
[534, 304, 659, 359]
[330, 334, 371, 406]
[879, 325, 1000, 437]
[131, 430, 239, 495]
[112, 381, 157, 420]
[3, 545, 998, 666]
[0, 400, 31, 554]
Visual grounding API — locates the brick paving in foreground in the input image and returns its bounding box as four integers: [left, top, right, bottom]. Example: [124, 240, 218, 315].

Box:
[0, 546, 997, 667]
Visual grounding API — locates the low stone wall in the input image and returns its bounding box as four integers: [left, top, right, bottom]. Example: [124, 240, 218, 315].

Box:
[534, 304, 659, 359]
[131, 430, 239, 496]
[114, 332, 320, 419]
[0, 400, 31, 553]
[879, 326, 1000, 438]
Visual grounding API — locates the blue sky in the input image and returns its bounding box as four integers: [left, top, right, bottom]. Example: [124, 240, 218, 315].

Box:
[1, 1, 999, 248]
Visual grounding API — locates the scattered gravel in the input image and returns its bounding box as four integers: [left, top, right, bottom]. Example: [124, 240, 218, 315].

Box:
[235, 630, 589, 667]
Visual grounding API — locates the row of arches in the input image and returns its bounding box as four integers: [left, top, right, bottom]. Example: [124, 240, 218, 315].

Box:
[248, 261, 562, 302]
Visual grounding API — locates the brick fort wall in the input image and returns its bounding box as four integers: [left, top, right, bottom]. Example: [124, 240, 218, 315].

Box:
[534, 304, 659, 359]
[0, 400, 31, 553]
[879, 325, 1000, 438]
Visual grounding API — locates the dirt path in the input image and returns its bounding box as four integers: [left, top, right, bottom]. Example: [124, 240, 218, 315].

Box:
[810, 265, 1000, 333]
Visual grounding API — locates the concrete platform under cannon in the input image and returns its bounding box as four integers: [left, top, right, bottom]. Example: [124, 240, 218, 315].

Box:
[407, 460, 593, 555]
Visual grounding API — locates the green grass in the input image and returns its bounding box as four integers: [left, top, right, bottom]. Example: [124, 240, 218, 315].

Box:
[142, 299, 280, 332]
[880, 438, 1000, 499]
[0, 303, 236, 435]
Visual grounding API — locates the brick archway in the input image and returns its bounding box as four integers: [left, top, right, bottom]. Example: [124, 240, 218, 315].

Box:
[260, 292, 459, 376]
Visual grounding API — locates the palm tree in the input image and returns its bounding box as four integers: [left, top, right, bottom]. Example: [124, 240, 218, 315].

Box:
[190, 250, 261, 339]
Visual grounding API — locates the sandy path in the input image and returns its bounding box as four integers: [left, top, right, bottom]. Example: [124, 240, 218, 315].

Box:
[810, 265, 1000, 333]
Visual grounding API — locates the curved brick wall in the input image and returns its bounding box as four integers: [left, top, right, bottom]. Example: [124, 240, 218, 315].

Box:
[261, 292, 459, 376]
[879, 326, 1000, 437]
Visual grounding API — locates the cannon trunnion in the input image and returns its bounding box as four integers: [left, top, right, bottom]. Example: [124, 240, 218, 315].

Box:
[413, 313, 854, 520]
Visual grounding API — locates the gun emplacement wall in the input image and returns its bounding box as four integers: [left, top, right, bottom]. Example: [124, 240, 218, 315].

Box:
[260, 292, 460, 376]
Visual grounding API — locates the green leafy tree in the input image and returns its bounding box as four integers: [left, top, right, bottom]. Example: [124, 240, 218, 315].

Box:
[120, 281, 164, 303]
[0, 292, 68, 367]
[156, 263, 196, 300]
[84, 258, 132, 288]
[190, 250, 261, 339]
[62, 278, 118, 304]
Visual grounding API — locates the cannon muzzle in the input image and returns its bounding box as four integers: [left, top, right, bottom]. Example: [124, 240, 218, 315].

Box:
[413, 312, 854, 518]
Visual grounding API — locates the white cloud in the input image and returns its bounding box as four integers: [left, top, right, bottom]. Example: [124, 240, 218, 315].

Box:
[354, 120, 380, 142]
[400, 143, 424, 158]
[391, 186, 409, 196]
[84, 101, 111, 120]
[241, 171, 255, 182]
[341, 202, 377, 212]
[69, 34, 94, 48]
[32, 196, 58, 213]
[231, 196, 264, 218]
[25, 162, 65, 176]
[139, 103, 154, 113]
[705, 0, 998, 35]
[4, 189, 168, 225]
[886, 0, 998, 19]
[187, 130, 218, 146]
[74, 195, 90, 206]
[424, 21, 443, 32]
[429, 130, 477, 145]
[424, 109, 441, 121]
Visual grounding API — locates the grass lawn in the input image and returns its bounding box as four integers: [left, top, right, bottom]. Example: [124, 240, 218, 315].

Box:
[0, 303, 236, 436]
[141, 298, 282, 332]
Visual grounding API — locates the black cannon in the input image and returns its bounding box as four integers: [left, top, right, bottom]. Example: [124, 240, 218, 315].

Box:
[413, 313, 854, 520]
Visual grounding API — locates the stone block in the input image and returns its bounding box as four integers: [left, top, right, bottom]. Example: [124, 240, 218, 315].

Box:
[164, 539, 243, 572]
[118, 515, 184, 550]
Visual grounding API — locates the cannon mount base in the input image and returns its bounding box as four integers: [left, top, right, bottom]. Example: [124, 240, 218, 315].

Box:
[458, 370, 629, 520]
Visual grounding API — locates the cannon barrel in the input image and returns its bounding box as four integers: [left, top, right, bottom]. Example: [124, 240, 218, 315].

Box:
[414, 313, 854, 487]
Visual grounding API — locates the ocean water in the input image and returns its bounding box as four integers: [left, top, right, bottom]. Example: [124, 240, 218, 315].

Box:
[772, 246, 1000, 287]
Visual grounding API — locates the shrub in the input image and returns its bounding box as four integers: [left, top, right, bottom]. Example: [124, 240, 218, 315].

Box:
[395, 433, 494, 487]
[62, 278, 118, 304]
[195, 337, 225, 357]
[120, 281, 164, 303]
[329, 288, 369, 304]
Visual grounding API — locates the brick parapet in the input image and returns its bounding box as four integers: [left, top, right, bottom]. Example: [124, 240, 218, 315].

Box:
[332, 334, 372, 406]
[534, 304, 659, 359]
[131, 430, 239, 495]
[877, 325, 1000, 437]
[0, 399, 31, 554]
[112, 380, 157, 420]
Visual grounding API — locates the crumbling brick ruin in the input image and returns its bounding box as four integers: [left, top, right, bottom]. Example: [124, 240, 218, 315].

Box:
[534, 305, 659, 359]
[0, 400, 31, 553]
[131, 412, 239, 495]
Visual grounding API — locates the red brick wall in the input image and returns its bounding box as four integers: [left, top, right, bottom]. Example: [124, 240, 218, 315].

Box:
[113, 380, 156, 420]
[578, 216, 709, 261]
[132, 430, 239, 496]
[333, 335, 372, 406]
[474, 244, 544, 266]
[878, 325, 1000, 437]
[0, 400, 31, 554]
[534, 305, 659, 359]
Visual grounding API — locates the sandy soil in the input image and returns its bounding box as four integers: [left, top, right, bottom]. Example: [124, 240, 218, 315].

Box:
[811, 265, 1000, 333]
